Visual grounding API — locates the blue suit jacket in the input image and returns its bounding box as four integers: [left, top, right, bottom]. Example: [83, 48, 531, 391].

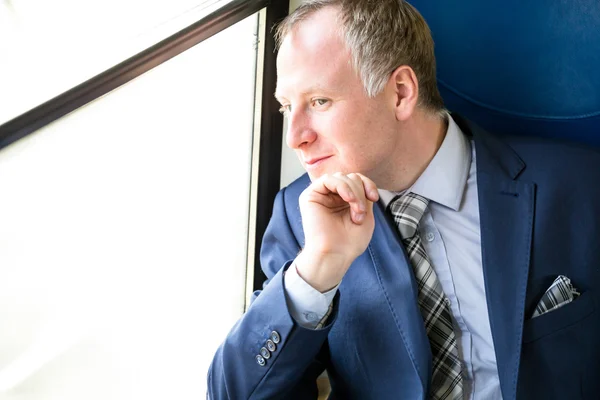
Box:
[208, 116, 600, 399]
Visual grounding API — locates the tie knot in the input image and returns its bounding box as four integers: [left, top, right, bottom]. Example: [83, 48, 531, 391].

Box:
[388, 192, 429, 239]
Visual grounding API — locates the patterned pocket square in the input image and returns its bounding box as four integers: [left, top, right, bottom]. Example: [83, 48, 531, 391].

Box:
[532, 275, 580, 318]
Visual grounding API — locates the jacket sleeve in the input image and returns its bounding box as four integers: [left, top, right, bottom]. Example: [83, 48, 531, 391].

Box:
[207, 187, 338, 399]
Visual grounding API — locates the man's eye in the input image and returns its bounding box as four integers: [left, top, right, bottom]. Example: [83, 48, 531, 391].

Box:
[279, 105, 291, 115]
[313, 99, 329, 107]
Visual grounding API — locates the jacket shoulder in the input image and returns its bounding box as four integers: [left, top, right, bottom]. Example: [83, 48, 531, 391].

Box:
[278, 173, 310, 215]
[503, 135, 600, 181]
[503, 134, 600, 162]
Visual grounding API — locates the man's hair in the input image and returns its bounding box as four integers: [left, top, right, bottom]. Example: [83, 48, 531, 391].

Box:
[275, 0, 445, 114]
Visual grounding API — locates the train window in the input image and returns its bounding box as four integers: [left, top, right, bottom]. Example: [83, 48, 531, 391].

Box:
[0, 11, 258, 399]
[0, 0, 235, 124]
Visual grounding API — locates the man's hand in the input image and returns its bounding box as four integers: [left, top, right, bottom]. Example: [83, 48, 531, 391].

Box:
[294, 172, 379, 292]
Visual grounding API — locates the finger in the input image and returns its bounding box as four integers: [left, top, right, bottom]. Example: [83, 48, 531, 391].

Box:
[343, 174, 377, 224]
[313, 175, 367, 223]
[345, 173, 371, 203]
[330, 174, 370, 224]
[311, 174, 356, 205]
[354, 173, 379, 202]
[333, 173, 368, 212]
[338, 174, 368, 221]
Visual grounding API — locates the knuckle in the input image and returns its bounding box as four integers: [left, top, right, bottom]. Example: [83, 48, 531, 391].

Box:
[299, 189, 309, 200]
[318, 174, 332, 185]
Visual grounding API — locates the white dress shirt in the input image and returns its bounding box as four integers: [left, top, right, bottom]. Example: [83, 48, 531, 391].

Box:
[284, 117, 502, 399]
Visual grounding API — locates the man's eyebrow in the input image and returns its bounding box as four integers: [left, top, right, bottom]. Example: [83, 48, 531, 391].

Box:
[274, 85, 332, 103]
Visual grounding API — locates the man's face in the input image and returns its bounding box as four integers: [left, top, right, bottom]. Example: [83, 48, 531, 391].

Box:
[275, 7, 402, 185]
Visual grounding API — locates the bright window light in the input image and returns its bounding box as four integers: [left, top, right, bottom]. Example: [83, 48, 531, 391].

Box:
[0, 12, 257, 399]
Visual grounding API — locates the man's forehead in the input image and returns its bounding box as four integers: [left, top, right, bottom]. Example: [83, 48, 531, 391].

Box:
[275, 51, 349, 100]
[281, 7, 343, 55]
[275, 11, 351, 99]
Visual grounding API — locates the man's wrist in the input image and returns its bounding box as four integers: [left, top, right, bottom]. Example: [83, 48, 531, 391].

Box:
[294, 250, 350, 293]
[284, 265, 338, 329]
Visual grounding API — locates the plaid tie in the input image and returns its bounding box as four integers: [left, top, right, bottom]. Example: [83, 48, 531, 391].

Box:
[388, 193, 463, 400]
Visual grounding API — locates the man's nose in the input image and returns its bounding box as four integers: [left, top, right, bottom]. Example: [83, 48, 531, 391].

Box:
[285, 110, 317, 149]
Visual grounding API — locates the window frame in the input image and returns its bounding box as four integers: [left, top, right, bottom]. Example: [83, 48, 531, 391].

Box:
[0, 0, 288, 299]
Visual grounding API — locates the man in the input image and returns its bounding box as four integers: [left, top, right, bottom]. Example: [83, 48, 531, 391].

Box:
[208, 0, 600, 399]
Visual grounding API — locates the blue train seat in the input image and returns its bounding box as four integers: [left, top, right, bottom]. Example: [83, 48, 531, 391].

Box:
[409, 0, 600, 146]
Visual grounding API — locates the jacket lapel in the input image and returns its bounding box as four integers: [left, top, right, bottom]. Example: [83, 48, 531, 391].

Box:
[367, 203, 431, 395]
[463, 117, 536, 400]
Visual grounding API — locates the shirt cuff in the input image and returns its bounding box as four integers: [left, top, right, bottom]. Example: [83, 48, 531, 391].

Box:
[284, 263, 339, 329]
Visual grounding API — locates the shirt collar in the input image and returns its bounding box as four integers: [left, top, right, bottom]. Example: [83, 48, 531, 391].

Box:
[379, 115, 471, 211]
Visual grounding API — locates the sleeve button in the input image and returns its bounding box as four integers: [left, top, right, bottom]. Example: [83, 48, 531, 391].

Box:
[255, 354, 266, 366]
[260, 347, 271, 359]
[270, 331, 281, 344]
[266, 339, 277, 352]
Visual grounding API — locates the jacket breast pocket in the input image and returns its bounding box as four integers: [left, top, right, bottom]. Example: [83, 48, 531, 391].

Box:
[518, 290, 600, 399]
[523, 290, 595, 344]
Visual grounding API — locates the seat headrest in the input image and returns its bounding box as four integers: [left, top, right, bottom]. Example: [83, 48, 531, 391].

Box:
[409, 0, 600, 145]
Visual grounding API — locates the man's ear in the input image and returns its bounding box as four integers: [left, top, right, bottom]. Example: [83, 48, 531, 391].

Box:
[389, 65, 419, 121]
